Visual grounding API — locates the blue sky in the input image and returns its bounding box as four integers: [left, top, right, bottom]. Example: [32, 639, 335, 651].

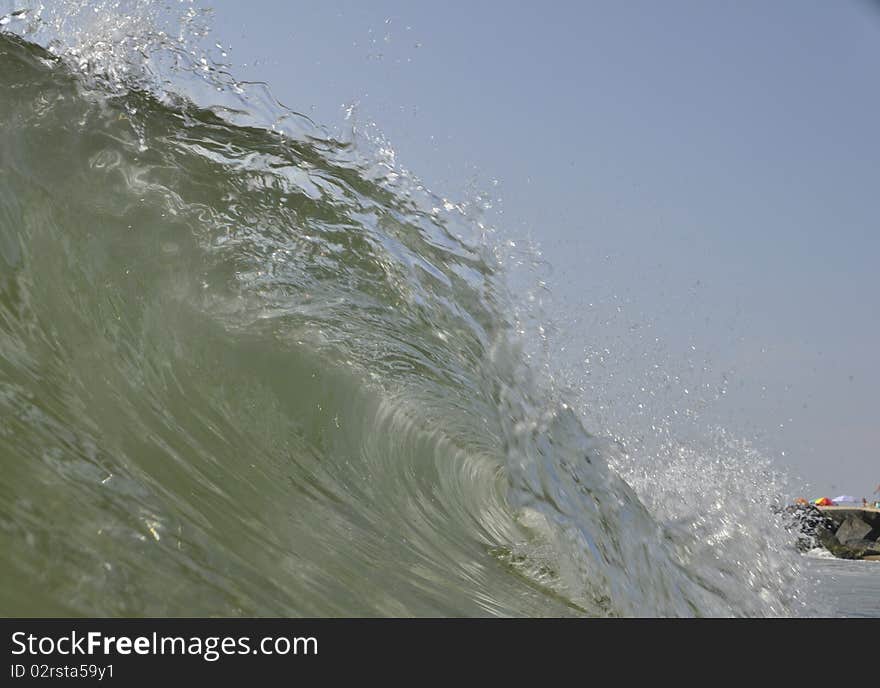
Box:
[208, 0, 879, 497]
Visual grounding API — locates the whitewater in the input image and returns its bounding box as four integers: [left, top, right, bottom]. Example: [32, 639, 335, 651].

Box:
[0, 1, 824, 617]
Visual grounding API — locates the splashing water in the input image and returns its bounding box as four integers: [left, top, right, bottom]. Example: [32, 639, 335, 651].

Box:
[0, 1, 823, 616]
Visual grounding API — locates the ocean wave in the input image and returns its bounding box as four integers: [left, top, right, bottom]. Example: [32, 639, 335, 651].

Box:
[0, 3, 819, 616]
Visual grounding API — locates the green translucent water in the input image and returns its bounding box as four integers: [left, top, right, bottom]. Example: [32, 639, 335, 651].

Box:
[0, 20, 819, 617]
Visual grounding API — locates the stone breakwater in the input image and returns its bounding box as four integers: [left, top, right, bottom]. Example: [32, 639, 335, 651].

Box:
[783, 505, 880, 560]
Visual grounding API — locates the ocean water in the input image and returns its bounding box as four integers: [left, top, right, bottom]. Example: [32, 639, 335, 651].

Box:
[806, 556, 880, 618]
[0, 1, 869, 617]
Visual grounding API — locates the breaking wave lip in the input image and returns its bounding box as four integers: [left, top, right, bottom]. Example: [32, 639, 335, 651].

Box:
[0, 3, 822, 617]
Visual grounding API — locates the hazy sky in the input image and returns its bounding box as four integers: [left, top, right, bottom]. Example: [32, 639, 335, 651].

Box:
[207, 0, 878, 497]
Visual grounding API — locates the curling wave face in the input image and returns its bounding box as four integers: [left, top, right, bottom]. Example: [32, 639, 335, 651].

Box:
[0, 5, 815, 616]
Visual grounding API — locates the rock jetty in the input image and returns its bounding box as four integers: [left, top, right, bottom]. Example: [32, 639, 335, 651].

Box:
[783, 504, 880, 560]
